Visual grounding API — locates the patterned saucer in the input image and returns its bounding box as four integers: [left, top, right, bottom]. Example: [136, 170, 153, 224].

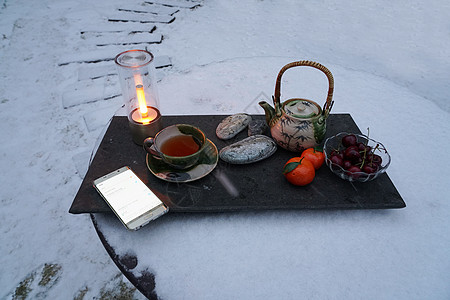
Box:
[146, 139, 218, 183]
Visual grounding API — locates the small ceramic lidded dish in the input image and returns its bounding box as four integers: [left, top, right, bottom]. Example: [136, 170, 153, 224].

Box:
[324, 132, 391, 182]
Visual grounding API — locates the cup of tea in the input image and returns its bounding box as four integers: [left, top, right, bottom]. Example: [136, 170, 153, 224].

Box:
[143, 124, 207, 169]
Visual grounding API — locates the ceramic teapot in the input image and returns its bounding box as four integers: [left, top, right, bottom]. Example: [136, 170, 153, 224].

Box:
[259, 60, 334, 152]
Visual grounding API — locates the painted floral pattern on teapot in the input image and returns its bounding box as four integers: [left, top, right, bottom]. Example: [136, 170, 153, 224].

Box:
[259, 61, 334, 152]
[271, 100, 326, 152]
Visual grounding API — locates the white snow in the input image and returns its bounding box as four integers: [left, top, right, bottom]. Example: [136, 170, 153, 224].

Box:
[1, 0, 449, 299]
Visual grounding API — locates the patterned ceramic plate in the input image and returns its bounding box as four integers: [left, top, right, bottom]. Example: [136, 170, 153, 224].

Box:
[146, 139, 218, 183]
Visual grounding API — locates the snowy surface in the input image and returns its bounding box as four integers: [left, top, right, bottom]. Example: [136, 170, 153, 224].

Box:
[1, 0, 449, 299]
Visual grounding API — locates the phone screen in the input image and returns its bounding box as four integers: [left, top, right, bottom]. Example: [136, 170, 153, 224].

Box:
[94, 167, 165, 225]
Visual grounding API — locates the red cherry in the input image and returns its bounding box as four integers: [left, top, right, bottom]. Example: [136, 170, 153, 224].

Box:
[357, 142, 372, 153]
[368, 154, 382, 166]
[330, 149, 344, 159]
[330, 155, 343, 167]
[344, 146, 361, 163]
[343, 160, 353, 170]
[362, 162, 379, 174]
[347, 165, 362, 173]
[342, 134, 357, 147]
[346, 145, 359, 152]
[346, 165, 362, 179]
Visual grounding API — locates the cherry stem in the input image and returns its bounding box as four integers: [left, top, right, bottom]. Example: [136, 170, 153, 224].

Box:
[360, 127, 371, 167]
[373, 143, 380, 153]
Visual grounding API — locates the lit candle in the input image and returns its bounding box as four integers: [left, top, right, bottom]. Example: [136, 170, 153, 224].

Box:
[116, 50, 162, 145]
[132, 74, 156, 125]
[130, 106, 158, 125]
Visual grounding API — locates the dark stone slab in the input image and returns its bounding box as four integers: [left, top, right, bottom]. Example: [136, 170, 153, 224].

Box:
[69, 114, 405, 214]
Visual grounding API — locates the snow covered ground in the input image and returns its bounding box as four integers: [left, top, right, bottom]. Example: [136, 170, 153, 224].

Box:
[0, 0, 449, 299]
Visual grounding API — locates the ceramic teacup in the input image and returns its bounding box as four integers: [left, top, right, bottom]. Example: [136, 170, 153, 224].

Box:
[143, 124, 207, 170]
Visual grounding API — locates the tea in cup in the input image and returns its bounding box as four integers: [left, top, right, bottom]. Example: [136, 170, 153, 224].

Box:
[143, 124, 206, 169]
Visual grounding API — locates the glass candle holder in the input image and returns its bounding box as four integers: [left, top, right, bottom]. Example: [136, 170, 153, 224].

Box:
[115, 50, 163, 145]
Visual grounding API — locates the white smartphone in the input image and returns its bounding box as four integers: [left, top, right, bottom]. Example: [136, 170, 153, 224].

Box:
[93, 166, 169, 230]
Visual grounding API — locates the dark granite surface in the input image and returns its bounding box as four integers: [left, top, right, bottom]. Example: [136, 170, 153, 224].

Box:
[69, 114, 405, 214]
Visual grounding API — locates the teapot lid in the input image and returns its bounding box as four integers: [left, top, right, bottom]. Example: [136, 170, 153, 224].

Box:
[283, 99, 321, 118]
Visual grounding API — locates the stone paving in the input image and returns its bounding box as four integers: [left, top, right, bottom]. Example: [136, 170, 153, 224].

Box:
[4, 1, 202, 299]
[57, 0, 202, 180]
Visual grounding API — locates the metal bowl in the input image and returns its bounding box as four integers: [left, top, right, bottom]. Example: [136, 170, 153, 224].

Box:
[323, 132, 391, 182]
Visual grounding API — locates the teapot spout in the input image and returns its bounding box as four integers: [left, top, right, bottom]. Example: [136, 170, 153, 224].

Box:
[259, 101, 276, 126]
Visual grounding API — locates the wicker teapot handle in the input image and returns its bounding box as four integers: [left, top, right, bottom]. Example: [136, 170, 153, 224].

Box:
[273, 60, 334, 117]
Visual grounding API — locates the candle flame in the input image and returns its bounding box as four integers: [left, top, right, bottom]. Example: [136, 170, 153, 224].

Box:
[136, 84, 148, 118]
[133, 74, 149, 123]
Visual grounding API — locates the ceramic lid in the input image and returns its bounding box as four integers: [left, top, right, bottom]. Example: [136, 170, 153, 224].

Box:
[283, 99, 321, 118]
